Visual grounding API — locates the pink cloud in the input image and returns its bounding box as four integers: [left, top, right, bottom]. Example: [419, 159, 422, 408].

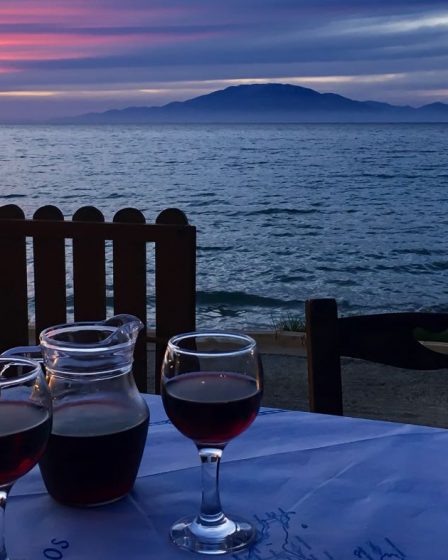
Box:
[0, 2, 88, 23]
[0, 1, 188, 26]
[0, 0, 221, 70]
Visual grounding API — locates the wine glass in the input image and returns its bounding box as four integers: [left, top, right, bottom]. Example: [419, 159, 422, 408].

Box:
[161, 331, 263, 555]
[0, 357, 52, 560]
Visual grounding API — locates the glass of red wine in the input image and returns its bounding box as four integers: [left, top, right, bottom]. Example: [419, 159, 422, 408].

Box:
[161, 331, 263, 555]
[0, 357, 52, 560]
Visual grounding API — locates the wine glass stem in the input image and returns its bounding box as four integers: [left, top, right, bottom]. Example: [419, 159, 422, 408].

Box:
[0, 485, 12, 560]
[197, 447, 225, 525]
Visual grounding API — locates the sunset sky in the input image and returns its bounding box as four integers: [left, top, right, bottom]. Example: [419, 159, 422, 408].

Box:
[1, 0, 448, 121]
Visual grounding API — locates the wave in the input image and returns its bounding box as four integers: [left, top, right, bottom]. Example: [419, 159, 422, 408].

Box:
[246, 208, 319, 216]
[392, 248, 433, 256]
[196, 290, 300, 309]
[198, 246, 233, 252]
[375, 262, 448, 272]
[104, 192, 127, 199]
[417, 303, 448, 313]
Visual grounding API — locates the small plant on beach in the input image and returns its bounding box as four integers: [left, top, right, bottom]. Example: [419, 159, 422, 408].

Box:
[271, 313, 306, 332]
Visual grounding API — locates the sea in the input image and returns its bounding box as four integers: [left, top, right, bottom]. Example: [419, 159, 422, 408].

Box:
[1, 123, 447, 331]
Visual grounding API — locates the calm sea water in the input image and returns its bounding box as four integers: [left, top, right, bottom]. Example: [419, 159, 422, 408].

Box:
[1, 123, 447, 330]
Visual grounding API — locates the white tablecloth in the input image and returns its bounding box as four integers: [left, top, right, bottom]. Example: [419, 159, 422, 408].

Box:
[8, 394, 447, 559]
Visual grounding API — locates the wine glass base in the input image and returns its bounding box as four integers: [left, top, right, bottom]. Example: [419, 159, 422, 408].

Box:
[169, 514, 257, 555]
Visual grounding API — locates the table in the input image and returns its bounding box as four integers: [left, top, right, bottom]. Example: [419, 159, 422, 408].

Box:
[9, 394, 447, 559]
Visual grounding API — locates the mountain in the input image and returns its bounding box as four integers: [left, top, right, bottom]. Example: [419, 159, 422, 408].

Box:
[53, 83, 448, 124]
[415, 102, 448, 118]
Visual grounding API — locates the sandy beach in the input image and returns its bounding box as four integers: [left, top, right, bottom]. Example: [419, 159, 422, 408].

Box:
[260, 350, 448, 429]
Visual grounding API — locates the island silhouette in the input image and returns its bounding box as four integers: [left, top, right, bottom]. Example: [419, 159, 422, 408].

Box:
[53, 83, 448, 124]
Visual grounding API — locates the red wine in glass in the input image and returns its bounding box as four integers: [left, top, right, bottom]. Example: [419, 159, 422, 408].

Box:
[0, 402, 51, 485]
[162, 371, 261, 447]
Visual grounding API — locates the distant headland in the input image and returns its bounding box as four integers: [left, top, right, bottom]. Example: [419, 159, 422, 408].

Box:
[52, 83, 448, 124]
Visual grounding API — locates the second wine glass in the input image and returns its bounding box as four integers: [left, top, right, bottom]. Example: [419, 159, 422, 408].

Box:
[0, 357, 52, 560]
[161, 331, 263, 555]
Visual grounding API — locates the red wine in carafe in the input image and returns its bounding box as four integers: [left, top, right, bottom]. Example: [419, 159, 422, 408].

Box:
[39, 400, 149, 506]
[0, 402, 51, 485]
[162, 372, 261, 446]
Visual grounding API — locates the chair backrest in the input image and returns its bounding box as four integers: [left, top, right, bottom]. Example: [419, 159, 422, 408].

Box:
[0, 204, 196, 393]
[306, 298, 448, 415]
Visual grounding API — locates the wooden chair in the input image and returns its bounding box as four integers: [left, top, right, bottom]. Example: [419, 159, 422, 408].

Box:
[306, 298, 448, 416]
[0, 204, 196, 393]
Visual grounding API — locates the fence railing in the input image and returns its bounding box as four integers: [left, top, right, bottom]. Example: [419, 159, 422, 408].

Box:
[0, 204, 196, 392]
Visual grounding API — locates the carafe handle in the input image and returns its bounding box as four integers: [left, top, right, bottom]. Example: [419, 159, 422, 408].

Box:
[102, 314, 143, 345]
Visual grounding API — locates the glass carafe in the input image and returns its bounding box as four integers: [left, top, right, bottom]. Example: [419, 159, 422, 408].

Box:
[5, 315, 149, 507]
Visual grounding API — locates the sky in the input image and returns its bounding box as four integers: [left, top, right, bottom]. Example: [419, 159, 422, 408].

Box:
[0, 0, 448, 121]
